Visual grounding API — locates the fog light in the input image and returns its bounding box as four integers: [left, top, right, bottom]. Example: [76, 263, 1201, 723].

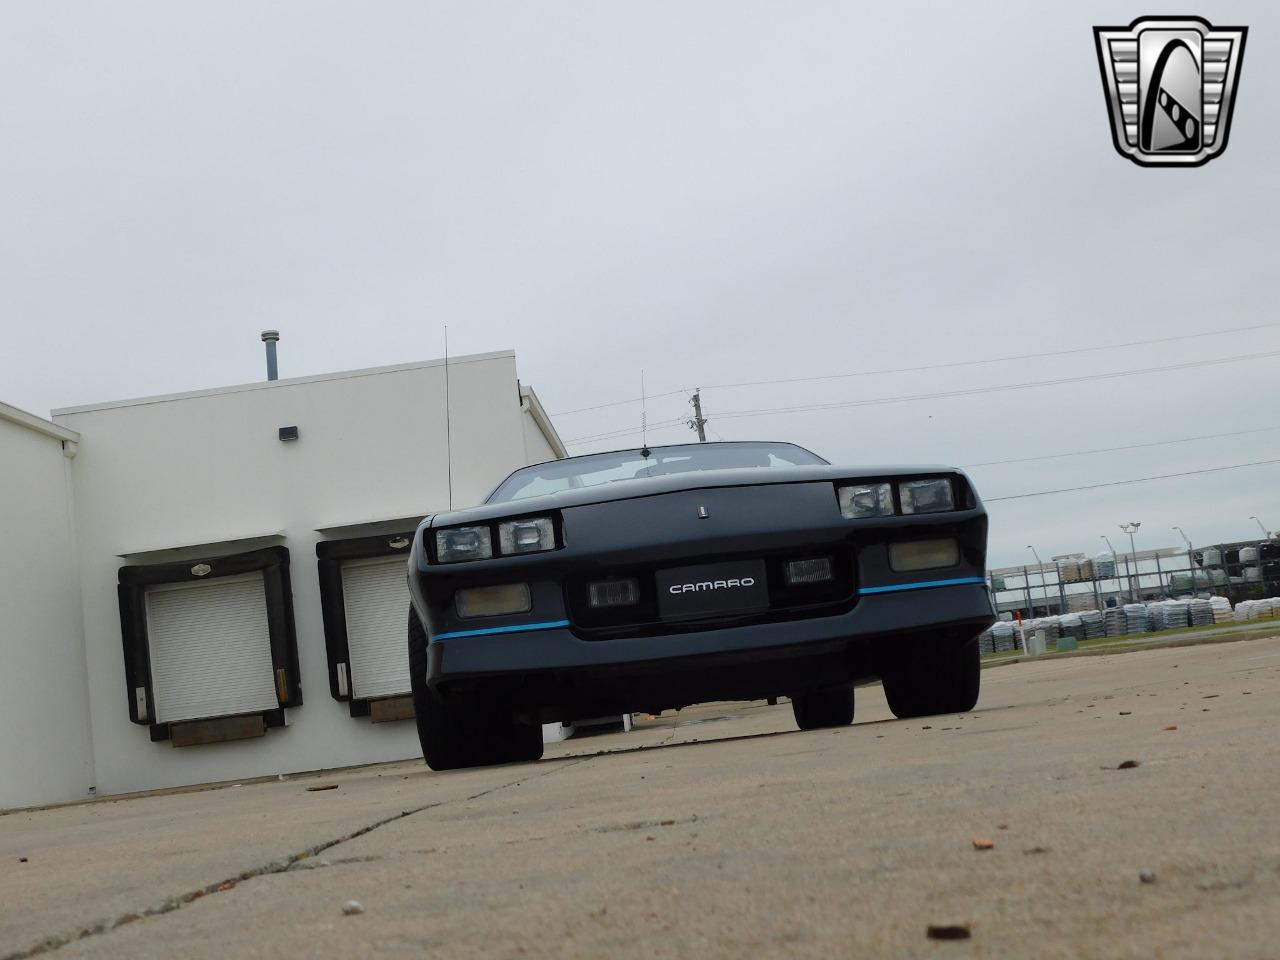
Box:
[588, 578, 639, 608]
[889, 538, 960, 572]
[785, 557, 833, 585]
[455, 583, 532, 618]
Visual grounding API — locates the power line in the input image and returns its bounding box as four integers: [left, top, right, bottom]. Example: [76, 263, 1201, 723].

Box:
[548, 320, 1280, 416]
[563, 417, 687, 445]
[701, 321, 1280, 393]
[961, 425, 1280, 469]
[566, 350, 1280, 442]
[985, 458, 1280, 502]
[551, 388, 687, 417]
[709, 350, 1280, 422]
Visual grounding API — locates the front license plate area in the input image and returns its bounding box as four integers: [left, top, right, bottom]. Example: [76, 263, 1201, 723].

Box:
[656, 559, 769, 622]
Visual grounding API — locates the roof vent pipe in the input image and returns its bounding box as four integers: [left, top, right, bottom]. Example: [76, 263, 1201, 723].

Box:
[261, 330, 280, 381]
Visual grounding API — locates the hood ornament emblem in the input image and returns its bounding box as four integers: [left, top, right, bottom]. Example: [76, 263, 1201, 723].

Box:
[697, 506, 709, 519]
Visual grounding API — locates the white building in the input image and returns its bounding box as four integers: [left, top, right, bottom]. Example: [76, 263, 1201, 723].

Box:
[0, 350, 565, 809]
[0, 403, 95, 809]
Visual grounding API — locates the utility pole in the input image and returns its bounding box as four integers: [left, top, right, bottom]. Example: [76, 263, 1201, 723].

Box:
[688, 388, 708, 442]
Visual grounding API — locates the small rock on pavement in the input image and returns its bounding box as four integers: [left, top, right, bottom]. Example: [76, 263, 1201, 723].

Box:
[342, 900, 364, 916]
[927, 924, 971, 941]
[1117, 760, 1141, 770]
[971, 838, 995, 850]
[1139, 869, 1157, 884]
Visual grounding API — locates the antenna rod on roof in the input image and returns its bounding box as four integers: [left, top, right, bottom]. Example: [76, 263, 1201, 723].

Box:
[444, 326, 453, 510]
[640, 370, 650, 456]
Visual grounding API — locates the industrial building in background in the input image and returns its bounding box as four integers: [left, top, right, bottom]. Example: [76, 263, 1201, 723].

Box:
[989, 540, 1280, 620]
[0, 344, 565, 810]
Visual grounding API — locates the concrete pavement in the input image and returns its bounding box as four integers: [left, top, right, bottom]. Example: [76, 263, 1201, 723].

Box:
[4, 634, 1279, 959]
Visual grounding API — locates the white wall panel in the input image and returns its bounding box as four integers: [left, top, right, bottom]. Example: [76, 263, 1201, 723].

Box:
[0, 415, 94, 809]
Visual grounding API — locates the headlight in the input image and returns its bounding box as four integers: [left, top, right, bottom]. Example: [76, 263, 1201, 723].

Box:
[898, 478, 954, 514]
[435, 526, 493, 563]
[498, 517, 555, 555]
[837, 482, 894, 519]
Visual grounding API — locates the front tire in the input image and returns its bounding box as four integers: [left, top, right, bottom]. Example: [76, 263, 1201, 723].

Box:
[880, 634, 980, 719]
[407, 608, 544, 771]
[791, 685, 855, 730]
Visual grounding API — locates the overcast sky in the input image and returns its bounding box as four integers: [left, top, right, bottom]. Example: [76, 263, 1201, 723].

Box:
[2, 1, 1277, 567]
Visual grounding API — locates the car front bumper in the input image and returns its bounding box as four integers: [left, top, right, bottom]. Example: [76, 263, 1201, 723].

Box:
[427, 580, 994, 686]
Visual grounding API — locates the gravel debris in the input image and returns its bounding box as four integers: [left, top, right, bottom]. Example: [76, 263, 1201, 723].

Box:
[927, 923, 972, 941]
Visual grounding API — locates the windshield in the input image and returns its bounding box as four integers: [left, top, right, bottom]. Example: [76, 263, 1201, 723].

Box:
[487, 441, 827, 503]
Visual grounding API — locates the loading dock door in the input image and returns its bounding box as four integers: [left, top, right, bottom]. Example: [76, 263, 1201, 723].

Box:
[145, 573, 280, 724]
[341, 556, 412, 700]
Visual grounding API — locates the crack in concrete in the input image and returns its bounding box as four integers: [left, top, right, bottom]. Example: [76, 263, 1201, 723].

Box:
[3, 757, 591, 960]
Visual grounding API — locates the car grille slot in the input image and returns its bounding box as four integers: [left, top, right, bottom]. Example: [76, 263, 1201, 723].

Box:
[566, 548, 856, 638]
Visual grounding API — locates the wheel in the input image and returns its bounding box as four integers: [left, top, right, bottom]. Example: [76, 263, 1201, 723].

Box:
[791, 684, 855, 730]
[880, 634, 980, 719]
[504, 721, 546, 764]
[408, 609, 544, 770]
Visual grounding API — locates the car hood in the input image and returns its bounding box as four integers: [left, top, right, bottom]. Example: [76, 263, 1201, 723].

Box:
[427, 463, 963, 527]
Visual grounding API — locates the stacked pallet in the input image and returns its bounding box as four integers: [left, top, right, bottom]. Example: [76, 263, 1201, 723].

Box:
[1104, 607, 1128, 637]
[1080, 610, 1106, 640]
[1188, 598, 1215, 627]
[1124, 603, 1151, 633]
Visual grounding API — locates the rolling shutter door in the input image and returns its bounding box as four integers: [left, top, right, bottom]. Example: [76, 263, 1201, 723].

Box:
[144, 573, 280, 724]
[341, 556, 412, 700]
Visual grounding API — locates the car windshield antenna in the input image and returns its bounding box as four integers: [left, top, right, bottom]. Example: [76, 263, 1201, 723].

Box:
[444, 324, 453, 510]
[639, 368, 648, 453]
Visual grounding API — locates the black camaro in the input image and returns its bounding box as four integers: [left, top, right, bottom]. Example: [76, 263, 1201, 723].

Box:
[406, 441, 995, 770]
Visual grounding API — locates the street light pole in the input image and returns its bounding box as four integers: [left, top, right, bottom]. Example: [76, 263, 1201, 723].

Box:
[1173, 526, 1194, 595]
[1120, 522, 1141, 602]
[1027, 545, 1047, 616]
[1101, 534, 1121, 607]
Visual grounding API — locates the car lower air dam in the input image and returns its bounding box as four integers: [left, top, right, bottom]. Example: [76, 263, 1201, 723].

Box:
[889, 538, 960, 572]
[455, 583, 532, 618]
